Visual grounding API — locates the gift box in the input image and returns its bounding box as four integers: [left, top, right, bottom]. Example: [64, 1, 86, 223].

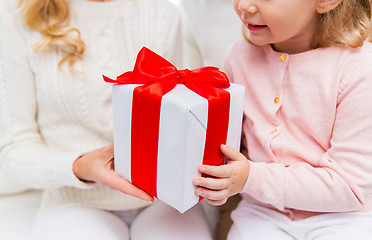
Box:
[104, 47, 245, 213]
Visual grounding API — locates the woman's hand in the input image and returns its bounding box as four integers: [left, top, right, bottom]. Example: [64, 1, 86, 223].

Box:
[193, 144, 250, 205]
[73, 144, 154, 203]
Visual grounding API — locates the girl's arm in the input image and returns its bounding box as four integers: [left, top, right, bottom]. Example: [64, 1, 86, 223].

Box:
[196, 48, 372, 212]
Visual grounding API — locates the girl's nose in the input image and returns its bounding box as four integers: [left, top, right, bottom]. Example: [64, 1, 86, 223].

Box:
[238, 1, 258, 14]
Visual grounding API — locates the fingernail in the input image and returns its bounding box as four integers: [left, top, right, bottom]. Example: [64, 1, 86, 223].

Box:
[221, 144, 228, 151]
[194, 179, 201, 185]
[196, 189, 204, 195]
[200, 166, 206, 172]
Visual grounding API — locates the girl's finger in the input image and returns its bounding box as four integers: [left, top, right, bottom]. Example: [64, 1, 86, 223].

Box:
[205, 198, 228, 206]
[220, 144, 245, 162]
[193, 176, 230, 190]
[195, 187, 229, 201]
[198, 164, 232, 178]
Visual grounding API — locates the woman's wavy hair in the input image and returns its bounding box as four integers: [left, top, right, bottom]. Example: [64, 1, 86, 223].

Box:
[243, 0, 372, 49]
[18, 0, 85, 69]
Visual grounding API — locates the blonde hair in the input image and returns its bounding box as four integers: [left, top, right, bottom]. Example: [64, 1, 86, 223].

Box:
[313, 0, 372, 48]
[243, 0, 372, 49]
[18, 0, 85, 69]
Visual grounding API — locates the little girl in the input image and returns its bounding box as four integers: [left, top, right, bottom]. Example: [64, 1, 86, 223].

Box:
[0, 0, 212, 239]
[193, 0, 372, 239]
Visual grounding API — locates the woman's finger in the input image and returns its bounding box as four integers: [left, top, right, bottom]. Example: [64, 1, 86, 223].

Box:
[100, 144, 114, 159]
[104, 157, 115, 170]
[100, 169, 154, 203]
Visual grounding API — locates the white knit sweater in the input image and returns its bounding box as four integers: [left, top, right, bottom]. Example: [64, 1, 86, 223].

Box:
[0, 0, 182, 215]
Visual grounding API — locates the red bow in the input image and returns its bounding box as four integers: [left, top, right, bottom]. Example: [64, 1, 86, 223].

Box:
[104, 47, 231, 198]
[103, 47, 230, 98]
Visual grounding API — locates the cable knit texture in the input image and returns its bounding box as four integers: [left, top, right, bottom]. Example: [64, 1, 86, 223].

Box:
[224, 39, 372, 220]
[0, 0, 182, 216]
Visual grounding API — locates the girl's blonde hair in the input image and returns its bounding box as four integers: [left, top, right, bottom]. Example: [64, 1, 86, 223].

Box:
[313, 0, 372, 48]
[243, 0, 372, 49]
[18, 0, 85, 69]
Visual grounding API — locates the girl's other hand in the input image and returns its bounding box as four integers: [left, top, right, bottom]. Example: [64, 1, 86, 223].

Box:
[193, 144, 250, 205]
[73, 144, 154, 203]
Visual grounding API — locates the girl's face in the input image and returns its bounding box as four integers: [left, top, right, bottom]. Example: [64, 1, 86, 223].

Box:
[233, 0, 321, 54]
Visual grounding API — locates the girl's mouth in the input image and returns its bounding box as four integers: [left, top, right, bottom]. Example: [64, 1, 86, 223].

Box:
[247, 24, 267, 31]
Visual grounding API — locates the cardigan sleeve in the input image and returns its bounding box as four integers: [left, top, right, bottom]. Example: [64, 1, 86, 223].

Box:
[241, 48, 372, 212]
[0, 4, 90, 189]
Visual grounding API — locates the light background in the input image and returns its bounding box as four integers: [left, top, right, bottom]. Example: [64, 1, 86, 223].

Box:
[168, 0, 180, 6]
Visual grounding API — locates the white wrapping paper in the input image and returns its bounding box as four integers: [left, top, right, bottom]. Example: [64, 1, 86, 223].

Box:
[112, 83, 244, 213]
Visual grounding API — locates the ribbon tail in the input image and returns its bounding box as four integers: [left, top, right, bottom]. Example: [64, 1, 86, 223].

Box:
[202, 90, 230, 166]
[102, 75, 117, 83]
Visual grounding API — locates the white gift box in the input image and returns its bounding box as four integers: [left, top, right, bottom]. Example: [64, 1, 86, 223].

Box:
[112, 83, 244, 213]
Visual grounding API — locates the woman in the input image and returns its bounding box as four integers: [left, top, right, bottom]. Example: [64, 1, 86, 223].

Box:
[0, 0, 212, 239]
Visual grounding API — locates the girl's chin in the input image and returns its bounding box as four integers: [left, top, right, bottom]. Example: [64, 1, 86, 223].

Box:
[243, 32, 270, 46]
[245, 37, 269, 47]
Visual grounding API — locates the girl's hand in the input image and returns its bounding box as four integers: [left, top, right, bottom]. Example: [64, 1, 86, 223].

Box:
[73, 144, 154, 203]
[193, 144, 250, 205]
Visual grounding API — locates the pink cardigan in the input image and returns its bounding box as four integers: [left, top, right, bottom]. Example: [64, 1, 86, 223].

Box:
[224, 39, 372, 219]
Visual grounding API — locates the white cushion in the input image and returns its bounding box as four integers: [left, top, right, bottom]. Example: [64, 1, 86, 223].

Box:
[0, 190, 42, 240]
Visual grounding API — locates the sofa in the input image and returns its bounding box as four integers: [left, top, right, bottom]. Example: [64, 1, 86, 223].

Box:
[0, 170, 41, 240]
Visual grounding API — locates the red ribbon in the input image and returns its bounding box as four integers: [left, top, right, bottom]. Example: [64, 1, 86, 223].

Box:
[104, 47, 231, 198]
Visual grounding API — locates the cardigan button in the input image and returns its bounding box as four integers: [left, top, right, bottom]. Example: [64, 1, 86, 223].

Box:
[280, 54, 286, 61]
[274, 97, 280, 103]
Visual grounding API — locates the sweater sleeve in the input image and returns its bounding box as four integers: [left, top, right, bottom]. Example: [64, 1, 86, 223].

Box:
[242, 49, 372, 212]
[0, 5, 90, 189]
